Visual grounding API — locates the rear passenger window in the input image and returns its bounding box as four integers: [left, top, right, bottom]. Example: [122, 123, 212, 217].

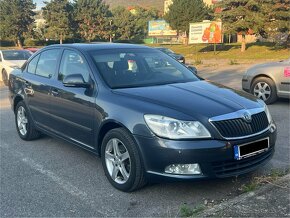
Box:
[27, 54, 40, 74]
[35, 49, 61, 78]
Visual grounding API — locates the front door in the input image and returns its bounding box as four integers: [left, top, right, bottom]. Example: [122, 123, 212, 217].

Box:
[49, 49, 96, 147]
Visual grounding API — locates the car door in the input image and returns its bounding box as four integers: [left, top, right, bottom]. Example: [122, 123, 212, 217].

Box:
[278, 60, 290, 95]
[23, 49, 62, 128]
[49, 49, 96, 147]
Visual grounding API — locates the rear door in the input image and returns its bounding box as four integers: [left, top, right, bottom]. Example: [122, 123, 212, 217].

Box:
[48, 49, 96, 147]
[23, 49, 62, 128]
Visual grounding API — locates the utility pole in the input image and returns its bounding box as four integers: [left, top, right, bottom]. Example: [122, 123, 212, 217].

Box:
[109, 20, 113, 43]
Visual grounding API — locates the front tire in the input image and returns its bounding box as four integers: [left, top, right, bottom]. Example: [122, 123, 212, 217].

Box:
[101, 128, 146, 192]
[250, 77, 278, 104]
[15, 101, 41, 140]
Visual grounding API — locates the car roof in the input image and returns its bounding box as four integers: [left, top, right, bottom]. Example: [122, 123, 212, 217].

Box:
[46, 43, 150, 52]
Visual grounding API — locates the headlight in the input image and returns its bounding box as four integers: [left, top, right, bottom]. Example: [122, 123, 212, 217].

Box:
[258, 99, 272, 124]
[144, 115, 211, 139]
[264, 105, 273, 124]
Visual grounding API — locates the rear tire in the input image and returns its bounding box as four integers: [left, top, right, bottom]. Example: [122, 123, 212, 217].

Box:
[250, 77, 278, 104]
[101, 128, 147, 192]
[15, 101, 41, 140]
[2, 69, 8, 86]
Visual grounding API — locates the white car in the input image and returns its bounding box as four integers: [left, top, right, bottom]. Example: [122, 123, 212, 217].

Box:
[0, 50, 31, 86]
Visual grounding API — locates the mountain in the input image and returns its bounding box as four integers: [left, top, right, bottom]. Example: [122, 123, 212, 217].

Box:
[104, 0, 164, 12]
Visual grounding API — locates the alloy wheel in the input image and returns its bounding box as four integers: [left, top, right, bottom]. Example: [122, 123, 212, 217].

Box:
[105, 138, 131, 184]
[17, 106, 28, 136]
[253, 82, 271, 101]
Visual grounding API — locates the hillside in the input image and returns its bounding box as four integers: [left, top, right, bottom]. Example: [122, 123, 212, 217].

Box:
[104, 0, 164, 12]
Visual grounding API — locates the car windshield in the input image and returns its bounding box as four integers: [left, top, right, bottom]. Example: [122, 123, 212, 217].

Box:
[90, 48, 199, 89]
[2, 50, 31, 60]
[158, 48, 174, 54]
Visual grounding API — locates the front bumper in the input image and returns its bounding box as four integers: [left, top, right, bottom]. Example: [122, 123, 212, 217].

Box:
[134, 128, 277, 181]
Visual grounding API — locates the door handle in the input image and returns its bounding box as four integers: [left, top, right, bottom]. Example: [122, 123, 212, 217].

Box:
[51, 89, 59, 96]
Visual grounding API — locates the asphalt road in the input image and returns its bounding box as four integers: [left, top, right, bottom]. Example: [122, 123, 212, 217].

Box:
[0, 65, 289, 217]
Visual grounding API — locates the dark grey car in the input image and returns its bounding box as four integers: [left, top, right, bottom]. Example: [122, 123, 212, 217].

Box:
[9, 43, 277, 192]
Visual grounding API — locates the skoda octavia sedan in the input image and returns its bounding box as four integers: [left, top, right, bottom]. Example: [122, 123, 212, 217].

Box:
[9, 44, 277, 192]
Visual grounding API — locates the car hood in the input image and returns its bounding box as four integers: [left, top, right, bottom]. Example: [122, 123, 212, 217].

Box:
[114, 80, 262, 120]
[3, 60, 26, 68]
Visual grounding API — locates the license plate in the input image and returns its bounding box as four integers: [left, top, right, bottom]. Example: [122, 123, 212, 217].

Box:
[234, 138, 269, 160]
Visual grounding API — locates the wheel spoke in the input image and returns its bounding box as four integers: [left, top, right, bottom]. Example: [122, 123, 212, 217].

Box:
[112, 139, 121, 156]
[261, 93, 267, 101]
[105, 151, 115, 162]
[22, 118, 28, 124]
[254, 89, 260, 94]
[257, 83, 262, 90]
[264, 90, 271, 95]
[111, 165, 119, 181]
[120, 151, 129, 161]
[119, 164, 129, 181]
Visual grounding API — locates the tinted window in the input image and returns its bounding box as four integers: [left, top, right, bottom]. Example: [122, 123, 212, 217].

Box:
[27, 54, 40, 74]
[35, 49, 61, 78]
[58, 50, 90, 83]
[90, 48, 199, 88]
[2, 50, 31, 60]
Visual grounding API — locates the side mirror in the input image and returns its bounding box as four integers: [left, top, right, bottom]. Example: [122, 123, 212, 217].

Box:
[63, 74, 90, 88]
[186, 65, 198, 74]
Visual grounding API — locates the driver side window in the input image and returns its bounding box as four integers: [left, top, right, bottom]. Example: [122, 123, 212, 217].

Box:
[59, 50, 90, 83]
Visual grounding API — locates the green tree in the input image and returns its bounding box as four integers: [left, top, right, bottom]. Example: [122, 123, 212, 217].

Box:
[215, 0, 267, 52]
[112, 6, 160, 41]
[42, 0, 74, 44]
[112, 6, 136, 40]
[0, 0, 35, 48]
[164, 0, 211, 45]
[260, 0, 290, 43]
[74, 0, 112, 42]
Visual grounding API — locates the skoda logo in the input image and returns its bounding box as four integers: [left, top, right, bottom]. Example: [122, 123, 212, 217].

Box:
[242, 111, 252, 123]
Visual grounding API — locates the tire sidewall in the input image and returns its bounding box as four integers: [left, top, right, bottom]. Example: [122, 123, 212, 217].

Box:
[101, 129, 139, 192]
[251, 77, 277, 104]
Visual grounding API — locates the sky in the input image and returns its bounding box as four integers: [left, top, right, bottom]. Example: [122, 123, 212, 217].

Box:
[34, 0, 46, 10]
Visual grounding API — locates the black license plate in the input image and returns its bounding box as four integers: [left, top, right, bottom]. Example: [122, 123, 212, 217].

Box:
[234, 138, 269, 160]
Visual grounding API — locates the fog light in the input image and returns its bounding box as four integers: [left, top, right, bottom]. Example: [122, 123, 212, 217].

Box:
[165, 164, 201, 175]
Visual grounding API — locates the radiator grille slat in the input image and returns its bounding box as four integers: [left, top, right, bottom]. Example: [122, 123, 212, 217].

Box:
[211, 112, 269, 138]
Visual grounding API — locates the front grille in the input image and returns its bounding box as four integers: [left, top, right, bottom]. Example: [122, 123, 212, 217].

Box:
[211, 112, 269, 138]
[212, 148, 274, 177]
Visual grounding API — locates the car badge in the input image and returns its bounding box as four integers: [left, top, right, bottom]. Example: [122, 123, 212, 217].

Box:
[242, 111, 252, 123]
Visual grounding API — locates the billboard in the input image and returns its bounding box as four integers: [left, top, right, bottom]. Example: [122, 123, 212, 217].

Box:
[148, 20, 177, 36]
[189, 21, 222, 44]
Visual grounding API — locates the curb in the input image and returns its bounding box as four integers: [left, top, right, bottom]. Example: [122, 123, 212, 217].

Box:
[198, 174, 290, 217]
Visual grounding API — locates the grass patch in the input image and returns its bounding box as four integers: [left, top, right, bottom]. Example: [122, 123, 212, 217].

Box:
[239, 168, 289, 193]
[179, 204, 206, 217]
[149, 42, 289, 60]
[229, 59, 239, 65]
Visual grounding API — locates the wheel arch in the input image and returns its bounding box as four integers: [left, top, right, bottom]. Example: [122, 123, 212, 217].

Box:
[251, 74, 276, 89]
[13, 95, 24, 113]
[97, 120, 131, 156]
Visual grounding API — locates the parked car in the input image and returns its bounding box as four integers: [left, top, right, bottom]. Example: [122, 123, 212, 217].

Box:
[0, 50, 31, 85]
[156, 47, 185, 64]
[242, 59, 290, 104]
[9, 44, 277, 192]
[25, 47, 39, 54]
